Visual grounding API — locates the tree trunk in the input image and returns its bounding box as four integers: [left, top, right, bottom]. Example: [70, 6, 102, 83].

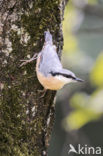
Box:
[0, 0, 67, 155]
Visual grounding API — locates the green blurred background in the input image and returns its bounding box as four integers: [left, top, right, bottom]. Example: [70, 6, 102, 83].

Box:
[48, 0, 103, 156]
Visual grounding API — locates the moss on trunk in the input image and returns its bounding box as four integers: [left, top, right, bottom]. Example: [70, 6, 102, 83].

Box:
[0, 0, 67, 155]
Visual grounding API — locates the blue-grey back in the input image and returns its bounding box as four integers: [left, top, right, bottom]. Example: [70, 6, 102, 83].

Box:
[39, 44, 62, 76]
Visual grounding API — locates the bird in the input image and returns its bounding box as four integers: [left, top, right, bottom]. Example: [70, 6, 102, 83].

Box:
[20, 30, 83, 92]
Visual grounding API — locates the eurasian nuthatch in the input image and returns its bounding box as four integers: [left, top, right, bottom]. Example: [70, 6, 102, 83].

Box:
[20, 30, 83, 90]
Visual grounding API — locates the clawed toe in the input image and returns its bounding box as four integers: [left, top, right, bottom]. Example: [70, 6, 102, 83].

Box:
[20, 60, 30, 67]
[38, 88, 47, 98]
[20, 59, 29, 62]
[20, 53, 38, 67]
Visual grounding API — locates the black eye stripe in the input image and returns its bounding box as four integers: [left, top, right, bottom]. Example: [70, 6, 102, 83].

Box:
[50, 72, 75, 80]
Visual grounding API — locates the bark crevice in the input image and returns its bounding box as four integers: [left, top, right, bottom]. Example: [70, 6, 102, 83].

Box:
[0, 0, 67, 155]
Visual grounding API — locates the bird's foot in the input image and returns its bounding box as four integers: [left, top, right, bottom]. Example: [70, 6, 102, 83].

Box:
[20, 53, 38, 67]
[38, 88, 47, 98]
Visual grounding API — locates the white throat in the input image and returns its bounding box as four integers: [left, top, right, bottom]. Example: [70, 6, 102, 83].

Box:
[56, 75, 74, 84]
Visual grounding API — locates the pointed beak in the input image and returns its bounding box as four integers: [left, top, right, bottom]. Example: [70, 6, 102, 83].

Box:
[75, 77, 84, 82]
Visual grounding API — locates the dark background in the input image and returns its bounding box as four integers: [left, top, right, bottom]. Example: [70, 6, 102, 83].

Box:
[48, 0, 103, 155]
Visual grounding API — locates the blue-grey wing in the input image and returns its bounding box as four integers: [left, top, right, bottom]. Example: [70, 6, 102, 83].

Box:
[39, 44, 62, 76]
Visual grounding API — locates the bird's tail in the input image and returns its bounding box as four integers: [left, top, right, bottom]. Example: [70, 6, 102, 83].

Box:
[44, 30, 53, 44]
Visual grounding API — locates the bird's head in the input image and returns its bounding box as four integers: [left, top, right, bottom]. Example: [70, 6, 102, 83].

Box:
[50, 69, 84, 85]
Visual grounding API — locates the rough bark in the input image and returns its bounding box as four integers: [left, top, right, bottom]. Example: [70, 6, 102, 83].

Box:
[0, 0, 67, 155]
